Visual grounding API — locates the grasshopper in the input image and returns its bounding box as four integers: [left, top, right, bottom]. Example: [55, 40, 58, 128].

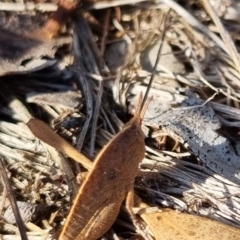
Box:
[27, 94, 151, 239]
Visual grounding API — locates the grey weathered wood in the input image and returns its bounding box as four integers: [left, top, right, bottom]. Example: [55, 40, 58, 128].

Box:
[145, 94, 240, 185]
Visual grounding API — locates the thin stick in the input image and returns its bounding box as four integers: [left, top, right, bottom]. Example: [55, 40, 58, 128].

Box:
[0, 159, 28, 240]
[100, 9, 111, 59]
[73, 13, 104, 156]
[75, 69, 93, 151]
[90, 81, 104, 157]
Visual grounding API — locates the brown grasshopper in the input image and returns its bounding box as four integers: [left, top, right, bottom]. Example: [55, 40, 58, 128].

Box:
[26, 94, 151, 239]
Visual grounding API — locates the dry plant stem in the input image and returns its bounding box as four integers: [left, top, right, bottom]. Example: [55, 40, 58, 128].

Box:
[90, 82, 103, 157]
[100, 9, 111, 59]
[0, 184, 7, 216]
[160, 0, 226, 53]
[0, 233, 49, 240]
[8, 98, 32, 124]
[59, 95, 152, 240]
[73, 13, 106, 156]
[74, 13, 104, 73]
[0, 222, 19, 235]
[26, 118, 93, 171]
[74, 70, 93, 151]
[0, 159, 28, 240]
[202, 0, 240, 76]
[74, 13, 103, 156]
[88, 0, 148, 10]
[192, 52, 240, 102]
[101, 108, 116, 135]
[46, 145, 78, 197]
[0, 2, 57, 11]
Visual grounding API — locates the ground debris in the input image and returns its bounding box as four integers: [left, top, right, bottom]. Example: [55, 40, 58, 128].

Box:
[2, 0, 240, 239]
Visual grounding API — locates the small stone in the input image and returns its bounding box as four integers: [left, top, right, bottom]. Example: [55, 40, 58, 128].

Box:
[4, 201, 39, 224]
[140, 41, 185, 74]
[104, 40, 130, 73]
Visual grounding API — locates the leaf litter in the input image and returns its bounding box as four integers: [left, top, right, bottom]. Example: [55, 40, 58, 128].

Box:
[1, 0, 240, 239]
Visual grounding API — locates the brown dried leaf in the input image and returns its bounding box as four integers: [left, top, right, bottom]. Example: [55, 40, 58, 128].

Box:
[138, 201, 240, 240]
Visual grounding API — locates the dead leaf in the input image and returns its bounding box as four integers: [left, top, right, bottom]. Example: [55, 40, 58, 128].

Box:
[138, 201, 240, 240]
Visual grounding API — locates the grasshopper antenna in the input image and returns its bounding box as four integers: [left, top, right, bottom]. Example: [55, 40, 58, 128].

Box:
[141, 12, 170, 111]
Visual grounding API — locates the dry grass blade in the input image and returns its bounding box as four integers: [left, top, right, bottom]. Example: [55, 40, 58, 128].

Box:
[160, 0, 227, 52]
[88, 0, 149, 10]
[0, 159, 28, 240]
[0, 2, 57, 12]
[100, 9, 111, 57]
[202, 0, 240, 79]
